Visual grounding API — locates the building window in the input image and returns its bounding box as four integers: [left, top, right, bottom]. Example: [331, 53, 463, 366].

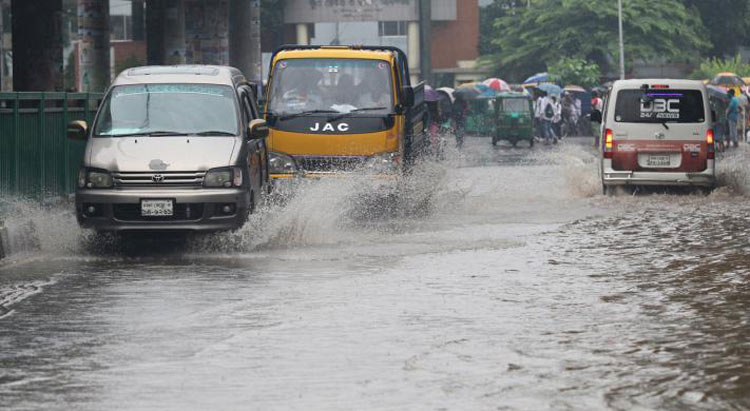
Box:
[378, 21, 406, 37]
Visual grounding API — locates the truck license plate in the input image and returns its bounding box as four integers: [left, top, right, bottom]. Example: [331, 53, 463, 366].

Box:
[647, 154, 671, 167]
[141, 199, 174, 216]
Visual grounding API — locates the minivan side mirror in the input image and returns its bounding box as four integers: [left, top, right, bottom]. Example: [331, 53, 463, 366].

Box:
[67, 120, 88, 140]
[590, 109, 602, 123]
[401, 86, 415, 108]
[248, 119, 269, 139]
[711, 110, 717, 123]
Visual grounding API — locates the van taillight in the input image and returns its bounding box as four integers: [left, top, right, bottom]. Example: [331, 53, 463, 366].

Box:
[707, 129, 715, 160]
[603, 128, 614, 159]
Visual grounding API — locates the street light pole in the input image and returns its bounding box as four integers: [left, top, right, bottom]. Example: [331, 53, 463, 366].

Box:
[618, 0, 625, 80]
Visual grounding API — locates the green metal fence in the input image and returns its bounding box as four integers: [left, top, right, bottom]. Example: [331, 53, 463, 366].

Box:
[0, 92, 103, 199]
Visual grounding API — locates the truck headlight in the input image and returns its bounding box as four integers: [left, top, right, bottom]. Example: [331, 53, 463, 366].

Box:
[269, 152, 297, 174]
[204, 167, 242, 188]
[365, 152, 401, 174]
[79, 168, 113, 189]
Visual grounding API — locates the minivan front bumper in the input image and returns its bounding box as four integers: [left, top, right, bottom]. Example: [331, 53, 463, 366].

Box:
[75, 188, 251, 232]
[601, 159, 716, 187]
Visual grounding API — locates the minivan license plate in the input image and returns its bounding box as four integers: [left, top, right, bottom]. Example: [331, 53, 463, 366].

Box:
[647, 154, 671, 167]
[141, 199, 173, 216]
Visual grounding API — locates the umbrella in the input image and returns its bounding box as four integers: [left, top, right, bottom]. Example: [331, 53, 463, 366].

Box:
[522, 72, 549, 85]
[564, 85, 586, 93]
[436, 87, 455, 103]
[424, 85, 441, 102]
[482, 78, 511, 92]
[455, 82, 491, 100]
[537, 83, 562, 96]
[706, 85, 729, 101]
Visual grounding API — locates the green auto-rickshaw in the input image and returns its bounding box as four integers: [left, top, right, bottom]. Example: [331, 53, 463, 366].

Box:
[492, 92, 534, 147]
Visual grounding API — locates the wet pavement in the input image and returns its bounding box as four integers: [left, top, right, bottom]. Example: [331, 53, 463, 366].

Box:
[1, 136, 750, 410]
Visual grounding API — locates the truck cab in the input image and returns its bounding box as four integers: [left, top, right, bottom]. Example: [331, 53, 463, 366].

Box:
[264, 45, 426, 178]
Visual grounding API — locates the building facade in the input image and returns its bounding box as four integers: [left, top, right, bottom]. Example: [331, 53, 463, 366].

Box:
[282, 0, 485, 86]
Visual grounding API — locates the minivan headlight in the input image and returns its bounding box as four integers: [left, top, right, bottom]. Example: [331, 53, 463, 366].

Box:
[79, 168, 113, 189]
[269, 152, 297, 174]
[204, 167, 242, 188]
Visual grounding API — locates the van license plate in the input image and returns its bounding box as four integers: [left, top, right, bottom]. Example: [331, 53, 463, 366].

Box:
[647, 155, 671, 167]
[141, 199, 173, 216]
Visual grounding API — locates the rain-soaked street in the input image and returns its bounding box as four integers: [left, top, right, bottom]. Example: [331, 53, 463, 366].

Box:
[2, 136, 750, 410]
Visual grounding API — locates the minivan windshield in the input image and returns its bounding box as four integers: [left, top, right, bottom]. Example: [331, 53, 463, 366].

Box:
[94, 84, 239, 137]
[267, 58, 394, 116]
[614, 89, 705, 123]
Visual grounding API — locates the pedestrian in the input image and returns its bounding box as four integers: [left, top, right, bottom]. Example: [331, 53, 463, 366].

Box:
[591, 91, 604, 147]
[453, 98, 469, 148]
[552, 95, 563, 139]
[538, 92, 557, 144]
[533, 92, 544, 139]
[726, 89, 740, 148]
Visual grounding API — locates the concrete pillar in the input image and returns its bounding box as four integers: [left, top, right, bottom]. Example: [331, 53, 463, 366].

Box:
[296, 23, 309, 45]
[132, 1, 145, 41]
[146, 0, 165, 65]
[229, 0, 261, 82]
[0, 0, 4, 91]
[163, 0, 185, 64]
[11, 0, 64, 91]
[418, 0, 432, 85]
[407, 21, 420, 85]
[78, 0, 110, 92]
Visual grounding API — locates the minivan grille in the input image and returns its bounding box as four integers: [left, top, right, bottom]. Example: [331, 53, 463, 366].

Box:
[113, 171, 206, 187]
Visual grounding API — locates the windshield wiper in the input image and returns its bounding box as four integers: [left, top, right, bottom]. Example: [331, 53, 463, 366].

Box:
[192, 131, 236, 136]
[660, 121, 670, 130]
[279, 109, 339, 121]
[328, 107, 388, 122]
[102, 131, 188, 137]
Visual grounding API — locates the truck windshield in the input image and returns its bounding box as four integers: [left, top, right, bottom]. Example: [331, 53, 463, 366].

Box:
[267, 58, 394, 116]
[94, 84, 239, 137]
[614, 89, 705, 123]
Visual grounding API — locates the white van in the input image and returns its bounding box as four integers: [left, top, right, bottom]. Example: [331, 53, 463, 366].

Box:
[600, 79, 716, 194]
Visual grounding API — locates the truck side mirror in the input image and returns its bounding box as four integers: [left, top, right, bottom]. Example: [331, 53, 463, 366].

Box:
[67, 120, 88, 140]
[249, 119, 269, 139]
[401, 86, 415, 108]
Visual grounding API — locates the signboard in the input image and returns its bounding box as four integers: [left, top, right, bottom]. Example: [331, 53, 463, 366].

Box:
[284, 0, 418, 23]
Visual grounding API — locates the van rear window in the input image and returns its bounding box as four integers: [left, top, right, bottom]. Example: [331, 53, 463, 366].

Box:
[614, 89, 705, 123]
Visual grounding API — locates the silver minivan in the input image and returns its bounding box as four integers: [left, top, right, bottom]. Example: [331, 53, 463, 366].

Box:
[67, 65, 269, 232]
[600, 79, 716, 194]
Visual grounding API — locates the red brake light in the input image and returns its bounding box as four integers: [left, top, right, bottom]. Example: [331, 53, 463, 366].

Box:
[707, 129, 715, 159]
[603, 128, 614, 159]
[651, 84, 670, 89]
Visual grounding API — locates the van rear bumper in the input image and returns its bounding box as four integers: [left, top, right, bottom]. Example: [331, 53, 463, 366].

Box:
[75, 188, 251, 232]
[601, 160, 716, 187]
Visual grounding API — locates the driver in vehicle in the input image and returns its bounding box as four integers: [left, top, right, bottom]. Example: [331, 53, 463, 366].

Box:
[281, 69, 324, 112]
[357, 74, 392, 109]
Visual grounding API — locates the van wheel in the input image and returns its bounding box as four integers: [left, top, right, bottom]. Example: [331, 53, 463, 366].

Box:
[603, 184, 615, 196]
[248, 191, 256, 215]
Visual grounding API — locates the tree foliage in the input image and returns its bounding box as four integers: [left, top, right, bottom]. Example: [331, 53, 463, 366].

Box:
[691, 55, 750, 80]
[681, 0, 750, 58]
[481, 0, 710, 82]
[548, 57, 600, 88]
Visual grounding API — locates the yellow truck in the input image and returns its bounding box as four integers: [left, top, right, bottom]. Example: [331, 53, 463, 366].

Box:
[264, 45, 426, 179]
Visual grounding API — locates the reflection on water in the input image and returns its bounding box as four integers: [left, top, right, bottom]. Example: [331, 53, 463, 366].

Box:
[544, 198, 750, 409]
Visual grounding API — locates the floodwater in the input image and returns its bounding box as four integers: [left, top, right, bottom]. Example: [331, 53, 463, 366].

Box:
[1, 136, 749, 410]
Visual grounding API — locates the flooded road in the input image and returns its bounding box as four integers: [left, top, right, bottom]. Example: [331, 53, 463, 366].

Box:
[2, 136, 750, 410]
